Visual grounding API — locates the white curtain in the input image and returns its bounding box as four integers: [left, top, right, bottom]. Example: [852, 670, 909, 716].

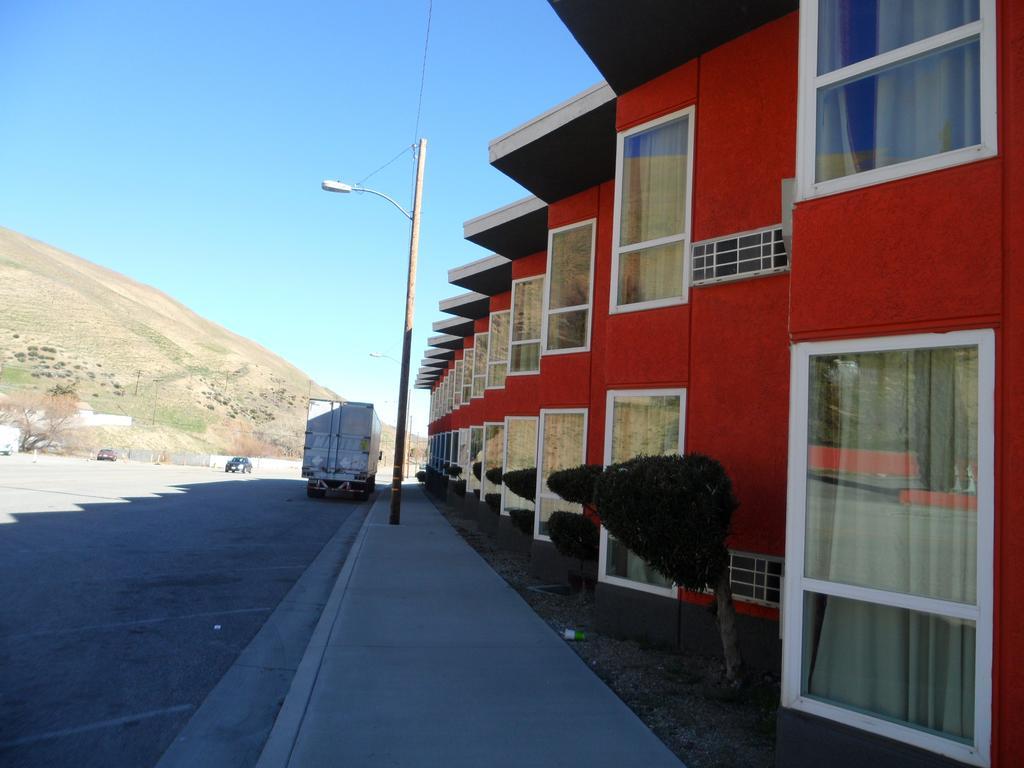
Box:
[803, 347, 978, 740]
[816, 1, 980, 182]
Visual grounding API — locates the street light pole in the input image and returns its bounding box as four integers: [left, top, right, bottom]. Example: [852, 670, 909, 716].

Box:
[322, 139, 426, 525]
[390, 138, 426, 525]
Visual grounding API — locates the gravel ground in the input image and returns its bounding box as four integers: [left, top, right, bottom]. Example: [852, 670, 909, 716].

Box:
[437, 502, 778, 768]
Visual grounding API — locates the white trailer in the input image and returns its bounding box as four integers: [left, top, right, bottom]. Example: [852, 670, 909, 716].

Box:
[302, 399, 382, 500]
[0, 425, 20, 455]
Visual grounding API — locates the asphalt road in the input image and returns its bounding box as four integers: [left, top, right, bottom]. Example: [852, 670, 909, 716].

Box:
[0, 455, 363, 768]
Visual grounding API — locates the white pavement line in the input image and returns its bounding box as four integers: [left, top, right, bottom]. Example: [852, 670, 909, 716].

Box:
[254, 494, 381, 768]
[0, 705, 194, 750]
[3, 606, 273, 641]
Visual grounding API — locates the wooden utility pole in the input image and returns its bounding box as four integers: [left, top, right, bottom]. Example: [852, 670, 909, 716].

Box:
[390, 138, 426, 526]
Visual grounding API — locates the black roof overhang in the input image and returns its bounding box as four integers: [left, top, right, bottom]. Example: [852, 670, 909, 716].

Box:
[547, 0, 798, 94]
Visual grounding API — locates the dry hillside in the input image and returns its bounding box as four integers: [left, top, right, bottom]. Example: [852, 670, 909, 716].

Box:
[0, 226, 348, 456]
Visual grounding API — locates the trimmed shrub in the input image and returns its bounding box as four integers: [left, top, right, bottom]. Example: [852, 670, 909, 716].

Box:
[501, 467, 536, 502]
[472, 461, 482, 481]
[453, 478, 467, 496]
[484, 493, 501, 512]
[595, 453, 742, 682]
[485, 466, 504, 486]
[547, 464, 604, 506]
[507, 508, 535, 535]
[416, 470, 427, 484]
[447, 464, 462, 477]
[547, 510, 599, 565]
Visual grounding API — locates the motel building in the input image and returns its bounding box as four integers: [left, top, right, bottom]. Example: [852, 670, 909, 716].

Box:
[420, 2, 1022, 767]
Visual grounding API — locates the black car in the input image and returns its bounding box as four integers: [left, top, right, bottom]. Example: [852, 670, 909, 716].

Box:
[225, 456, 252, 474]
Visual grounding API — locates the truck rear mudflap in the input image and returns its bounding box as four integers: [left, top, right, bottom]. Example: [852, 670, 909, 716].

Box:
[306, 476, 376, 500]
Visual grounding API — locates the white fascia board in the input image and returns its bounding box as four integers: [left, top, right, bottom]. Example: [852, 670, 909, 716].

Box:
[463, 196, 546, 241]
[428, 333, 462, 347]
[447, 253, 510, 284]
[488, 82, 615, 163]
[438, 291, 488, 313]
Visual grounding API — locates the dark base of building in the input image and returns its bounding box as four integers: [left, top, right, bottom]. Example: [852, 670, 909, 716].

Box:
[497, 515, 532, 554]
[455, 490, 478, 520]
[476, 501, 499, 537]
[529, 539, 597, 587]
[595, 581, 782, 673]
[776, 708, 970, 768]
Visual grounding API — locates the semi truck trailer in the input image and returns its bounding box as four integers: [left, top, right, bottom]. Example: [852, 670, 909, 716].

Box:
[302, 399, 382, 500]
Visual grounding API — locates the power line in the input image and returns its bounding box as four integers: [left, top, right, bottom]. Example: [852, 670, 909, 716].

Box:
[356, 144, 415, 187]
[411, 0, 433, 144]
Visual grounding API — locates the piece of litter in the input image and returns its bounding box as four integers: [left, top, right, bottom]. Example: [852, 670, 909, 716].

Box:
[563, 628, 585, 641]
[213, 624, 221, 630]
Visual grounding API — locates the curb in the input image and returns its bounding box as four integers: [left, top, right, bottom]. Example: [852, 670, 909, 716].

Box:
[253, 491, 382, 768]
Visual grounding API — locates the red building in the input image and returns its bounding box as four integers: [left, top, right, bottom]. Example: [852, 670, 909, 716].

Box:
[421, 2, 1021, 766]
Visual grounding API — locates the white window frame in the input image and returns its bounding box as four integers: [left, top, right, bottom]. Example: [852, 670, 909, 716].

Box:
[458, 427, 470, 475]
[462, 347, 474, 404]
[472, 332, 488, 398]
[542, 219, 596, 356]
[782, 329, 994, 767]
[609, 106, 696, 315]
[598, 387, 687, 598]
[468, 424, 484, 492]
[501, 415, 538, 518]
[453, 359, 463, 410]
[534, 408, 589, 542]
[487, 310, 511, 390]
[481, 421, 505, 497]
[508, 275, 544, 376]
[796, 0, 997, 201]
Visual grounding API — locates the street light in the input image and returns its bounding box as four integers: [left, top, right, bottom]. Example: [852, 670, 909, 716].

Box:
[322, 138, 427, 525]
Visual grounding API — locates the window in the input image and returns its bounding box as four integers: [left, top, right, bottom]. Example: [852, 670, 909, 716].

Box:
[472, 332, 488, 398]
[611, 108, 694, 313]
[536, 409, 587, 538]
[502, 416, 537, 516]
[543, 221, 595, 354]
[482, 422, 505, 497]
[509, 276, 543, 374]
[783, 330, 993, 766]
[487, 311, 510, 389]
[691, 226, 788, 286]
[462, 348, 473, 404]
[799, 0, 996, 198]
[453, 359, 463, 409]
[599, 389, 686, 595]
[458, 427, 470, 474]
[468, 425, 483, 492]
[448, 430, 459, 468]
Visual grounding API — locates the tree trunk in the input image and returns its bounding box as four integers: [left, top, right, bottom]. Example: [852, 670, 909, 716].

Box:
[714, 571, 743, 684]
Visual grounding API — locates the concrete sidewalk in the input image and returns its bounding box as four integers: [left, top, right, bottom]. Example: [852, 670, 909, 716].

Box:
[256, 483, 684, 768]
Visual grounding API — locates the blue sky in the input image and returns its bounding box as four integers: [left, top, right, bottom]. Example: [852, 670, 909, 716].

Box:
[0, 0, 599, 433]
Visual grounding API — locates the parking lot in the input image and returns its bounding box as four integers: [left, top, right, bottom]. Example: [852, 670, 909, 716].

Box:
[0, 454, 365, 767]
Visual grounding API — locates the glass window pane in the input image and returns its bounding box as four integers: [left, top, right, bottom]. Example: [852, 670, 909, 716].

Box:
[510, 342, 540, 374]
[805, 346, 979, 604]
[512, 278, 543, 342]
[483, 424, 504, 495]
[619, 116, 688, 247]
[817, 0, 980, 75]
[539, 497, 580, 537]
[503, 419, 537, 513]
[802, 592, 975, 742]
[617, 241, 685, 306]
[539, 412, 586, 536]
[815, 39, 981, 183]
[546, 309, 588, 351]
[487, 362, 507, 389]
[469, 426, 483, 491]
[605, 536, 673, 587]
[549, 224, 593, 310]
[488, 312, 509, 363]
[473, 333, 489, 378]
[610, 395, 681, 464]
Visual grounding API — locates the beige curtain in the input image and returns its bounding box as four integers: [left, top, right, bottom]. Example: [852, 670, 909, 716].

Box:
[803, 346, 978, 741]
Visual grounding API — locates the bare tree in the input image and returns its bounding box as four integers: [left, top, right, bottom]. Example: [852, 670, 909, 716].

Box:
[0, 392, 80, 452]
